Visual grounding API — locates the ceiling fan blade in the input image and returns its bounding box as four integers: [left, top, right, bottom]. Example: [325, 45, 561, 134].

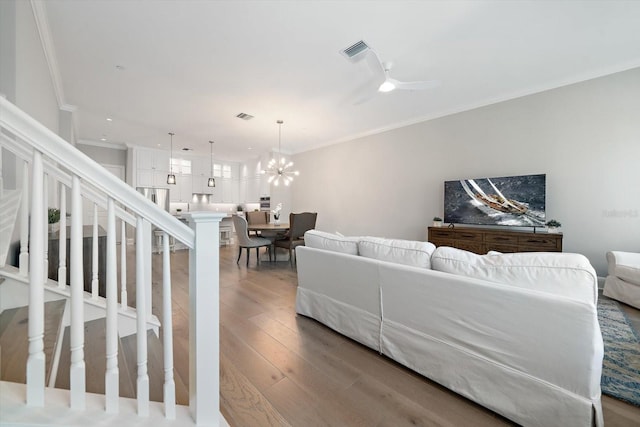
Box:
[392, 79, 441, 91]
[362, 49, 386, 79]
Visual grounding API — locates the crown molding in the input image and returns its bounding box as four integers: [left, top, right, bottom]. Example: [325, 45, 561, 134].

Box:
[77, 138, 128, 151]
[60, 103, 77, 112]
[30, 0, 65, 108]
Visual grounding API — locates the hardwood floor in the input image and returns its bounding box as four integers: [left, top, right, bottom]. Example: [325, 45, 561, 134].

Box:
[139, 242, 640, 426]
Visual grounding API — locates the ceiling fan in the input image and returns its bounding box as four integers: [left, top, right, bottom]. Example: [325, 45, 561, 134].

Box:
[342, 40, 440, 104]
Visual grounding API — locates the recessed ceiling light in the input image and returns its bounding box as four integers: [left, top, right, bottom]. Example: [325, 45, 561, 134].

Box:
[106, 117, 113, 122]
[248, 147, 253, 150]
[100, 138, 107, 141]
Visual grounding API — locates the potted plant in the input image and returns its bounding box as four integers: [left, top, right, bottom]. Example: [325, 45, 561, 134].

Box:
[48, 208, 60, 233]
[433, 216, 443, 227]
[546, 219, 562, 233]
[236, 204, 244, 212]
[272, 203, 283, 225]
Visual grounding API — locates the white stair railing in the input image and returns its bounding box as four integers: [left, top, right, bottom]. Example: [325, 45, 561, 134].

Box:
[105, 197, 119, 413]
[121, 218, 128, 309]
[58, 183, 67, 288]
[19, 160, 29, 275]
[0, 96, 224, 425]
[69, 174, 85, 410]
[162, 231, 176, 419]
[27, 149, 45, 406]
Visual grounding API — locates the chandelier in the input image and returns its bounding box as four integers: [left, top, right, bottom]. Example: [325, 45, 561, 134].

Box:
[261, 120, 299, 186]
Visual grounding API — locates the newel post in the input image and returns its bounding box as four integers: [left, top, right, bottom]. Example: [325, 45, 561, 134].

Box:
[186, 212, 225, 425]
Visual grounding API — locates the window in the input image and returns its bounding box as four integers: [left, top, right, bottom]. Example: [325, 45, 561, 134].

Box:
[170, 158, 192, 175]
[213, 163, 231, 179]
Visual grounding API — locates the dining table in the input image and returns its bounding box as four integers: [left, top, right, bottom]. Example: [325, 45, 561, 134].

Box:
[247, 223, 289, 261]
[247, 223, 290, 234]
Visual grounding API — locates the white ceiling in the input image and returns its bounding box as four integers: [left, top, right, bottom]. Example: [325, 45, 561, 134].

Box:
[43, 0, 640, 162]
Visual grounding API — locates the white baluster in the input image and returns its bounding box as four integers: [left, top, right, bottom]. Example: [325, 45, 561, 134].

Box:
[120, 218, 127, 309]
[91, 203, 99, 299]
[105, 198, 119, 413]
[162, 231, 176, 419]
[19, 160, 29, 275]
[187, 212, 223, 424]
[70, 175, 86, 409]
[27, 150, 45, 407]
[43, 173, 48, 285]
[136, 216, 149, 416]
[58, 183, 67, 288]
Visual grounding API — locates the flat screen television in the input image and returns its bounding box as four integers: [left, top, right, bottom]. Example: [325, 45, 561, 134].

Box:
[444, 173, 546, 227]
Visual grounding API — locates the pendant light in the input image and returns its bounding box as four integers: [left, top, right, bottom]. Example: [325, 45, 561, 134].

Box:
[260, 120, 299, 186]
[207, 140, 216, 187]
[167, 132, 176, 185]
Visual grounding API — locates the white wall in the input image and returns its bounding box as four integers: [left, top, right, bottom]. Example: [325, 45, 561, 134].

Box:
[14, 0, 59, 133]
[292, 68, 640, 276]
[1, 0, 62, 267]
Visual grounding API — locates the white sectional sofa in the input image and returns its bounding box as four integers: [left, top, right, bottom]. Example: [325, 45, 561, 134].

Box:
[295, 230, 604, 427]
[603, 251, 640, 309]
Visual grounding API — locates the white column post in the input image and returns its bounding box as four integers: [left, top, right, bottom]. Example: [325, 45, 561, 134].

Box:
[26, 150, 45, 407]
[58, 183, 67, 288]
[70, 175, 85, 409]
[19, 160, 29, 275]
[162, 231, 176, 419]
[136, 215, 149, 416]
[105, 198, 119, 413]
[91, 203, 99, 299]
[187, 212, 224, 425]
[120, 218, 127, 309]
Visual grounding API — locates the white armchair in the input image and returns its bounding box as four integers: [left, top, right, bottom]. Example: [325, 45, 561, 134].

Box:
[603, 251, 640, 309]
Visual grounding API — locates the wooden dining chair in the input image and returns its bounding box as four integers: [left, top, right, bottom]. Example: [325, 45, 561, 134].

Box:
[232, 215, 272, 266]
[245, 210, 268, 236]
[274, 212, 317, 267]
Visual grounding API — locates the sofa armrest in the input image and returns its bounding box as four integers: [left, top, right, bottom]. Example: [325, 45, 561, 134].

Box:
[607, 251, 640, 285]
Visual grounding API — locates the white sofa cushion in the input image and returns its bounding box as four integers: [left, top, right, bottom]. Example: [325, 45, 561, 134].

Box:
[606, 251, 640, 286]
[304, 230, 359, 255]
[358, 237, 436, 269]
[431, 246, 598, 304]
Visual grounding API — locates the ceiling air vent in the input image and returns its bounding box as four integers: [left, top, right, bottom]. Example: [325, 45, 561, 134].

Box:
[236, 113, 254, 121]
[340, 40, 370, 60]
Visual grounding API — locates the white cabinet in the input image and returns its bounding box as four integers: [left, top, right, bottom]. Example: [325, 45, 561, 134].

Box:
[135, 148, 243, 204]
[223, 179, 239, 202]
[192, 157, 219, 195]
[136, 148, 171, 188]
[244, 176, 260, 203]
[170, 174, 192, 202]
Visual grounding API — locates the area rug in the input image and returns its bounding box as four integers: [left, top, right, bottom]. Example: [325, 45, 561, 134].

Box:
[598, 296, 640, 406]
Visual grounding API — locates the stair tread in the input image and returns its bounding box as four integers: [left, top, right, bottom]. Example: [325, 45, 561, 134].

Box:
[0, 299, 66, 385]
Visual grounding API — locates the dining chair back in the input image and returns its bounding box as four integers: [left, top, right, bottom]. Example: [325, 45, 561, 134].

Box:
[245, 210, 269, 236]
[274, 212, 317, 267]
[232, 215, 272, 266]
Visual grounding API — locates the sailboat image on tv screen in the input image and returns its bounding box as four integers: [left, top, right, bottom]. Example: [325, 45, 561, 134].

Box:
[460, 178, 544, 226]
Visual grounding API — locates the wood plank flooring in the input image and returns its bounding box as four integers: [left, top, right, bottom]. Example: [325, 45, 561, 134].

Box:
[0, 299, 66, 386]
[77, 242, 640, 425]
